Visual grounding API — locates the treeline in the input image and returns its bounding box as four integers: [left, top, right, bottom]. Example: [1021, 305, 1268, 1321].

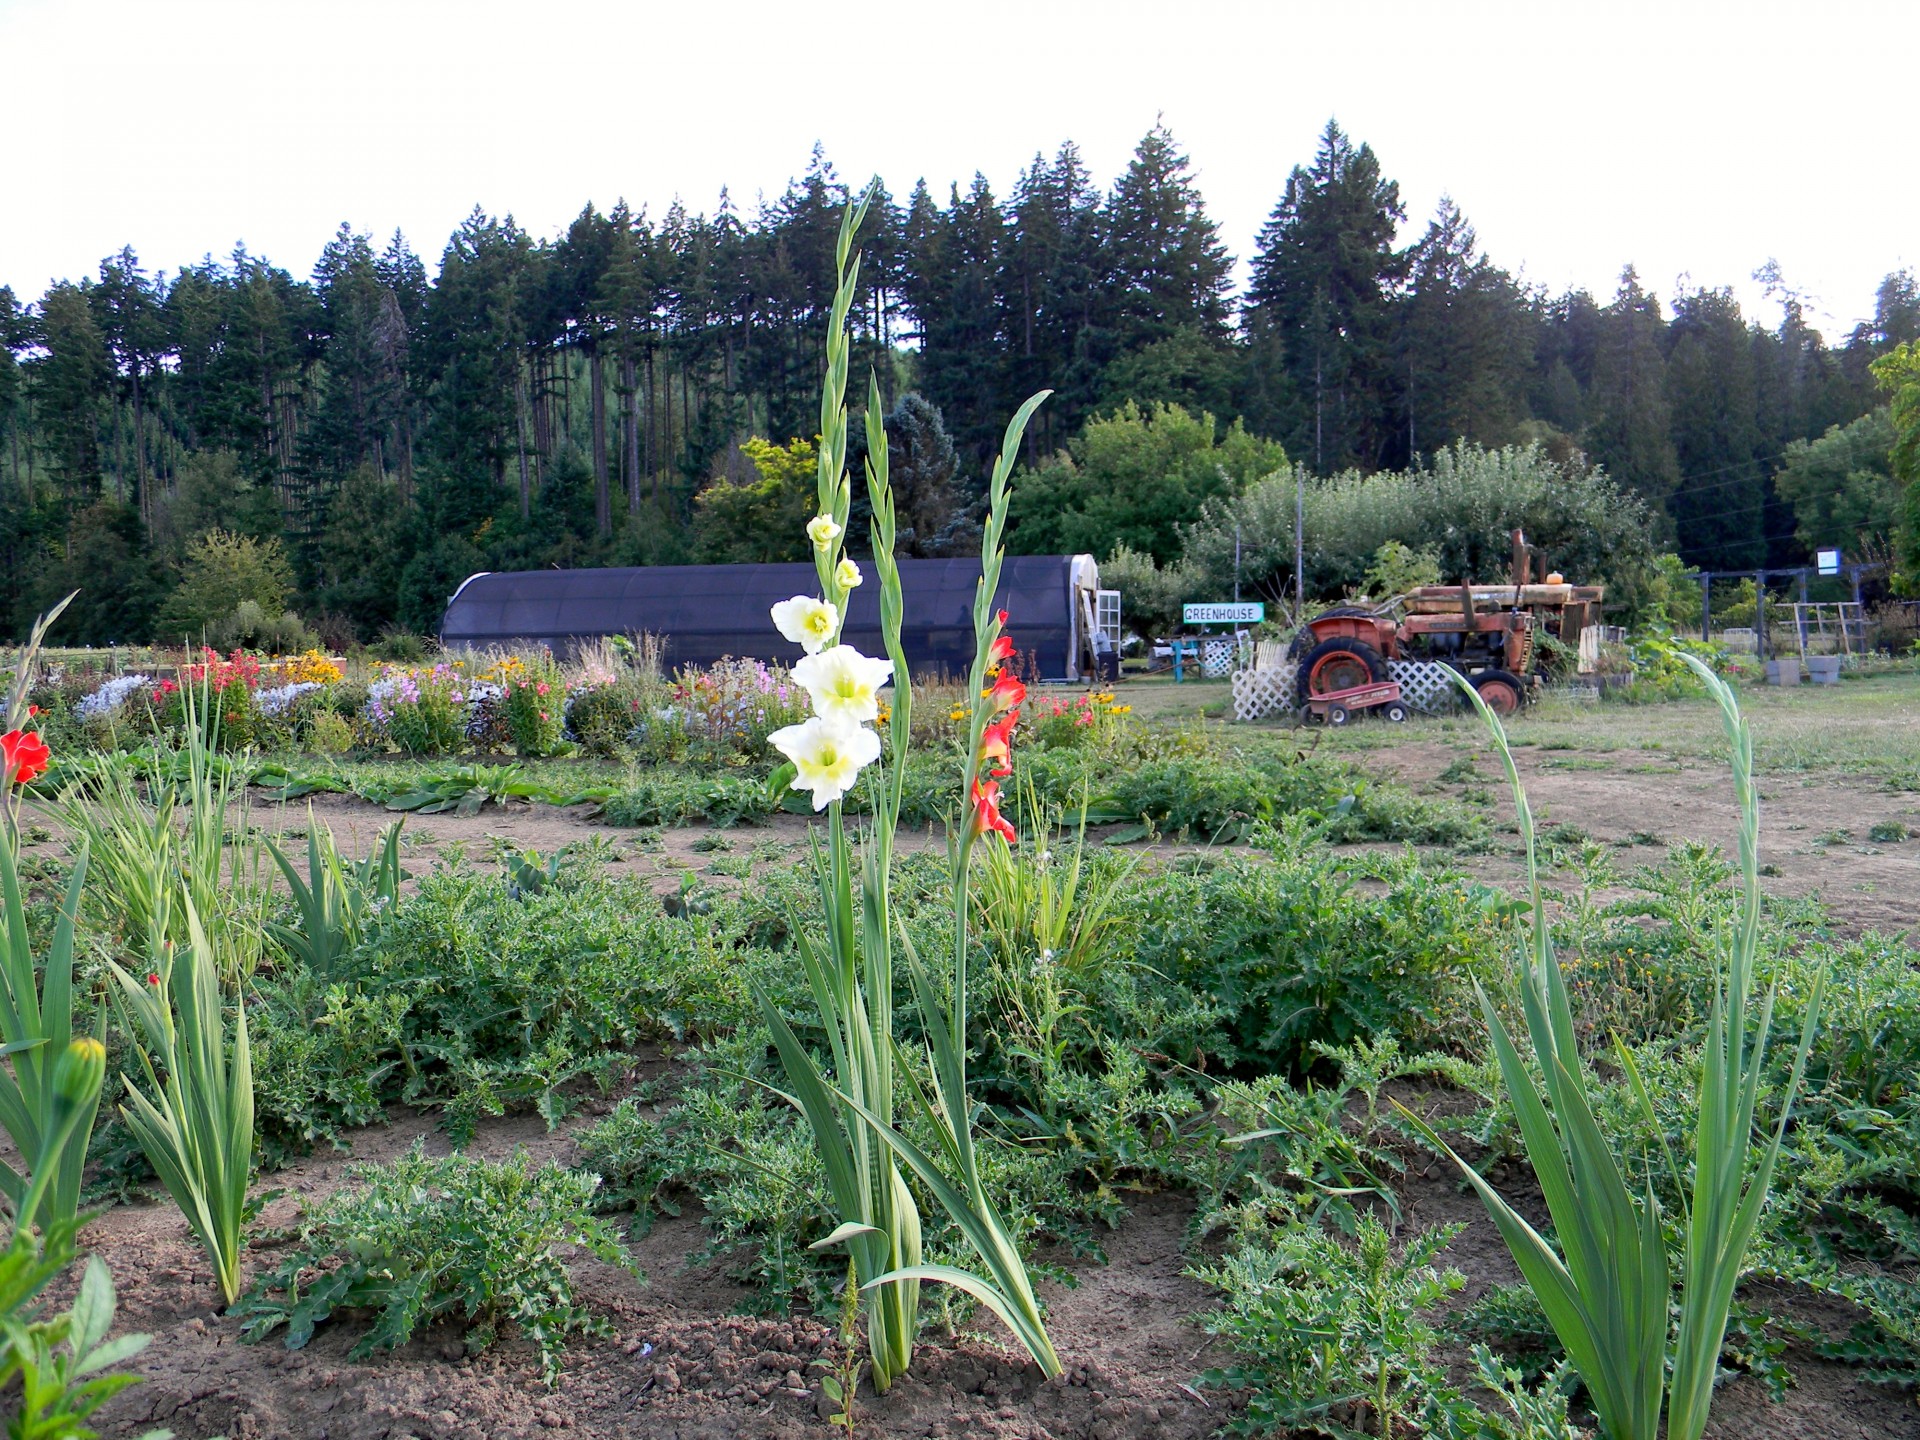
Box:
[1, 121, 1914, 644]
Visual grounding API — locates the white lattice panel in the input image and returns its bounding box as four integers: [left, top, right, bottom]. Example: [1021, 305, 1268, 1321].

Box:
[1386, 660, 1462, 713]
[1201, 638, 1241, 677]
[1232, 657, 1464, 720]
[1232, 662, 1298, 720]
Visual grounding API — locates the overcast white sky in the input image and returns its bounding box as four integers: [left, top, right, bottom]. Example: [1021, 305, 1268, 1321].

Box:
[3, 0, 1911, 340]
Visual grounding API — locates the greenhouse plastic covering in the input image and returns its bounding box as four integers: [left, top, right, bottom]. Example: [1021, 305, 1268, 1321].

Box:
[439, 556, 1086, 679]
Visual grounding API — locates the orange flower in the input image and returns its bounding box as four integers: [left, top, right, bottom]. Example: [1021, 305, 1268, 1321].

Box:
[979, 714, 1017, 778]
[969, 777, 1017, 843]
[987, 674, 1026, 714]
[1, 729, 51, 787]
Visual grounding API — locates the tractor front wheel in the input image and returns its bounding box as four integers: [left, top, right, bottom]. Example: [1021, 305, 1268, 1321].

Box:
[1297, 638, 1389, 705]
[1469, 669, 1525, 716]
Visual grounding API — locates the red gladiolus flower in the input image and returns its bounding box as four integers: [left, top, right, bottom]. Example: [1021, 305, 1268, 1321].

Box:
[989, 633, 1015, 664]
[987, 674, 1026, 714]
[146, 973, 160, 987]
[978, 714, 1016, 778]
[1, 729, 51, 787]
[969, 778, 1017, 843]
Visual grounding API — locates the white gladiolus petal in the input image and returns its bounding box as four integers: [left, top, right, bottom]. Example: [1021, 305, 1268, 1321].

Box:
[793, 645, 894, 726]
[807, 514, 843, 548]
[771, 717, 881, 809]
[770, 596, 839, 654]
[836, 557, 863, 589]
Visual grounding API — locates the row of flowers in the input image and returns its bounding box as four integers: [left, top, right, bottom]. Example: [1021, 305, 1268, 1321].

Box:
[42, 635, 1125, 768]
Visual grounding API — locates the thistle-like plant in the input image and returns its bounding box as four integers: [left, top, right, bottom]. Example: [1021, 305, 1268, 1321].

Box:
[1402, 656, 1824, 1440]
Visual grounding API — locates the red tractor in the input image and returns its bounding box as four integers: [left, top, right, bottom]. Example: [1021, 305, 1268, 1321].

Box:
[1291, 531, 1604, 716]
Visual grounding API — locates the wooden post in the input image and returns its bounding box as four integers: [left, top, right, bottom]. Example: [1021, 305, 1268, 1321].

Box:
[1700, 570, 1712, 642]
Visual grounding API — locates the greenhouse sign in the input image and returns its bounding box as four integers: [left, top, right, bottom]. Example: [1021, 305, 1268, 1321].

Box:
[1183, 602, 1264, 625]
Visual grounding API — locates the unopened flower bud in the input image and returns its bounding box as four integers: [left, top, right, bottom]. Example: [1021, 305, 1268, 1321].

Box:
[53, 1037, 106, 1109]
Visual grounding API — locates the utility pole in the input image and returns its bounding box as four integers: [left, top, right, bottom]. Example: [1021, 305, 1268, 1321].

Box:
[1293, 466, 1306, 626]
[1234, 526, 1242, 603]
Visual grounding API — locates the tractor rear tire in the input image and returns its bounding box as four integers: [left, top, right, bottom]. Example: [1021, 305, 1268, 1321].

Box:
[1470, 669, 1525, 716]
[1289, 607, 1379, 660]
[1297, 637, 1389, 705]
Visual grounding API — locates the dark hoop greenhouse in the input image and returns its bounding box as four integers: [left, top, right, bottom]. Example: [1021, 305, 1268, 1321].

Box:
[439, 555, 1111, 681]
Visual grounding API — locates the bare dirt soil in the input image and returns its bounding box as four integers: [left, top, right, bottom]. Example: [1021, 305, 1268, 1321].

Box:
[1359, 737, 1920, 937]
[93, 1084, 1232, 1440]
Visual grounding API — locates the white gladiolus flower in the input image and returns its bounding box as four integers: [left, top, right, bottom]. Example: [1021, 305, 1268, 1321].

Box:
[771, 716, 881, 809]
[770, 595, 839, 654]
[793, 645, 894, 726]
[807, 514, 843, 548]
[836, 557, 863, 590]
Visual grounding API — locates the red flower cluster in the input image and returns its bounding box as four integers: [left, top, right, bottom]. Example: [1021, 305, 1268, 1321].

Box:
[1, 729, 51, 787]
[181, 648, 264, 693]
[970, 614, 1024, 843]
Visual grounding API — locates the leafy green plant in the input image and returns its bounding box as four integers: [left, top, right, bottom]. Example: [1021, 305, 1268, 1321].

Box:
[235, 1142, 631, 1384]
[0, 1016, 164, 1440]
[816, 1257, 864, 1434]
[372, 763, 551, 815]
[108, 899, 256, 1308]
[600, 769, 776, 828]
[0, 1246, 164, 1440]
[57, 682, 271, 978]
[0, 846, 101, 1236]
[501, 652, 567, 756]
[975, 788, 1136, 1095]
[1399, 659, 1826, 1440]
[265, 816, 404, 980]
[1195, 1212, 1466, 1438]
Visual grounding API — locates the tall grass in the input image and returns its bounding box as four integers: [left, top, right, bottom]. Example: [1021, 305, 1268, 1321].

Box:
[1405, 656, 1824, 1440]
[58, 681, 270, 975]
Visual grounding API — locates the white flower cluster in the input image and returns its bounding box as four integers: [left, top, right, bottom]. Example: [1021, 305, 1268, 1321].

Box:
[75, 674, 154, 720]
[255, 681, 324, 718]
[766, 542, 890, 809]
